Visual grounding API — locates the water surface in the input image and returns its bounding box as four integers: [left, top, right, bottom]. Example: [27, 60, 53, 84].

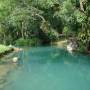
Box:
[1, 46, 90, 90]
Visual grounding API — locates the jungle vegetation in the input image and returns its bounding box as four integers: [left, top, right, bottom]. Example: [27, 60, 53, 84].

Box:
[0, 0, 90, 52]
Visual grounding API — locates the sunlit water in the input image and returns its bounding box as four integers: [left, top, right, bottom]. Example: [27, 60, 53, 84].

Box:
[1, 46, 90, 90]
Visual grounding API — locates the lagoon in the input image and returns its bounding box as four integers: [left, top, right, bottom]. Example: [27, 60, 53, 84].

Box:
[1, 46, 90, 90]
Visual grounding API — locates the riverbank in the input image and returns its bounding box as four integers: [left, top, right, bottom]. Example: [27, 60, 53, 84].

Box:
[53, 40, 67, 48]
[0, 45, 19, 89]
[56, 40, 90, 54]
[0, 61, 18, 89]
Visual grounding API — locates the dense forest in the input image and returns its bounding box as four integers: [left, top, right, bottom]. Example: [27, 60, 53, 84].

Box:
[0, 0, 90, 52]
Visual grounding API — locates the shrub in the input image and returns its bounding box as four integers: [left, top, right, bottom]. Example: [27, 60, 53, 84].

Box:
[15, 38, 41, 46]
[63, 26, 73, 37]
[77, 42, 87, 53]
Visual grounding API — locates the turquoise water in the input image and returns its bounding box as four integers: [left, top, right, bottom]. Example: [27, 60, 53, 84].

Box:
[2, 46, 90, 90]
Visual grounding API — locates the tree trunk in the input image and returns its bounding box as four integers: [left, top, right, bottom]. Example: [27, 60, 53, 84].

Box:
[21, 22, 24, 38]
[80, 0, 84, 11]
[3, 33, 6, 44]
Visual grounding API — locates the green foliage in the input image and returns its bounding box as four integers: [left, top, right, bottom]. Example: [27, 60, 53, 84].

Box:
[74, 10, 87, 23]
[32, 0, 59, 9]
[77, 30, 90, 47]
[54, 0, 74, 22]
[63, 26, 73, 37]
[77, 43, 87, 52]
[0, 45, 11, 54]
[0, 0, 89, 52]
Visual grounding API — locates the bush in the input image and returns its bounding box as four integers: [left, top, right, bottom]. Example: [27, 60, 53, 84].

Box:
[15, 38, 41, 46]
[0, 45, 12, 54]
[77, 42, 87, 53]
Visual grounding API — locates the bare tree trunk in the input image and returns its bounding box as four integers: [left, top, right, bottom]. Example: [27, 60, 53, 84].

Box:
[21, 22, 24, 38]
[80, 0, 84, 11]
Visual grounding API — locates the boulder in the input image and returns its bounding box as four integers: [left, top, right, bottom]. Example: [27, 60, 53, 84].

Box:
[12, 57, 18, 63]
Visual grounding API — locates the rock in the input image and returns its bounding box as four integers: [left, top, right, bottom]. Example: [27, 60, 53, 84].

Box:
[14, 48, 23, 52]
[12, 57, 18, 63]
[67, 41, 78, 52]
[8, 45, 23, 52]
[67, 44, 73, 52]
